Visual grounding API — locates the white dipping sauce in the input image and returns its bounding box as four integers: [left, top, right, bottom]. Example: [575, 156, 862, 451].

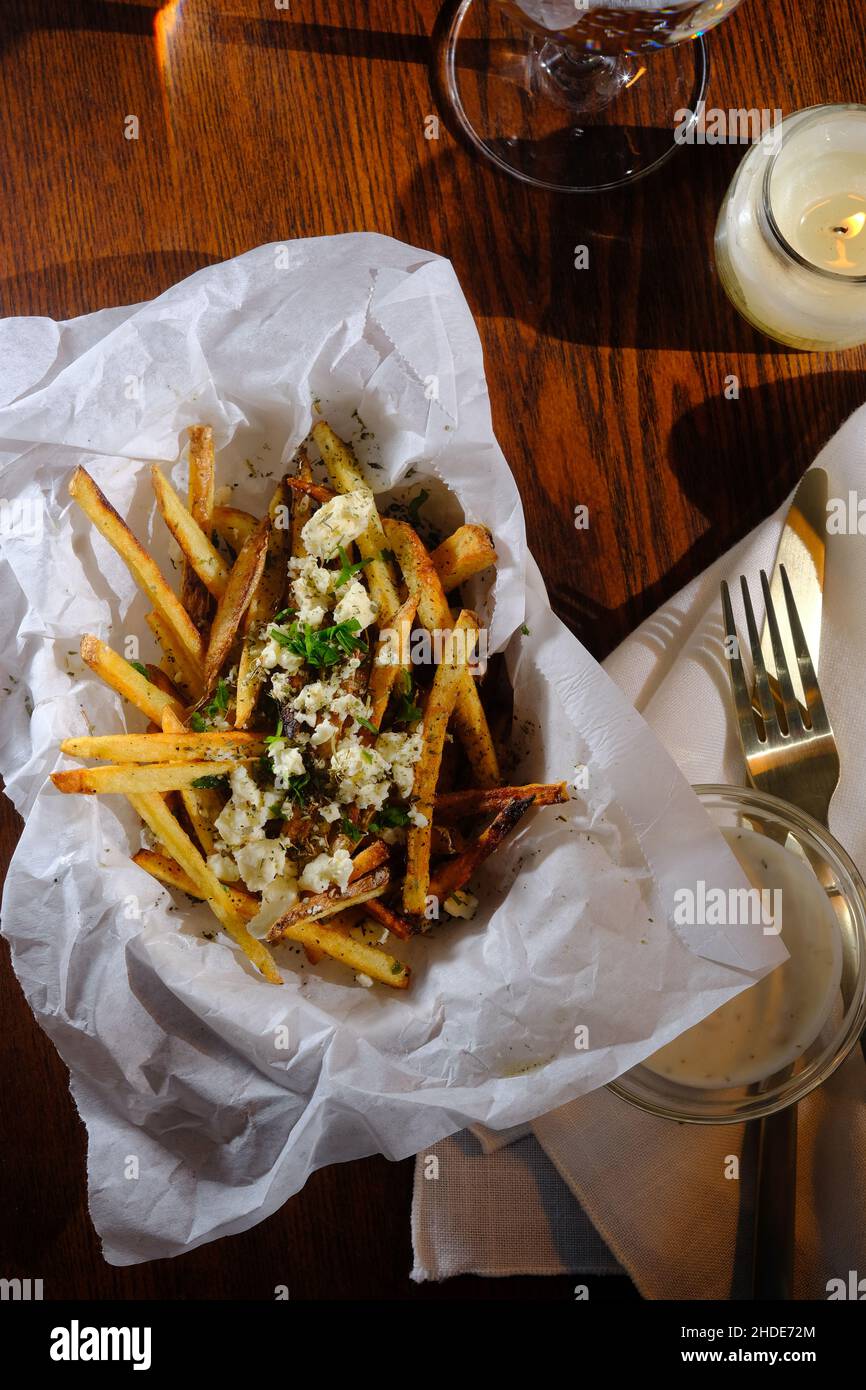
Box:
[647, 828, 842, 1090]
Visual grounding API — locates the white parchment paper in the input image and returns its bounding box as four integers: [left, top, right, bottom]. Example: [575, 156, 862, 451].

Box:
[0, 235, 785, 1265]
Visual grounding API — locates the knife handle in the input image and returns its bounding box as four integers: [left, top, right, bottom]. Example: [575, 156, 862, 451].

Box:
[751, 1105, 797, 1300]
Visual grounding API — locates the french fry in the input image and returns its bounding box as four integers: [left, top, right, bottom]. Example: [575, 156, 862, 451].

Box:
[235, 480, 290, 728]
[52, 760, 252, 795]
[429, 797, 535, 902]
[60, 732, 267, 763]
[127, 791, 281, 984]
[203, 516, 270, 693]
[382, 517, 499, 787]
[285, 477, 335, 506]
[79, 635, 185, 725]
[132, 848, 259, 920]
[367, 592, 417, 730]
[145, 610, 204, 701]
[182, 425, 216, 629]
[348, 840, 390, 880]
[434, 782, 569, 823]
[290, 450, 315, 558]
[364, 897, 416, 943]
[145, 664, 182, 701]
[212, 506, 257, 552]
[158, 705, 225, 856]
[267, 867, 390, 942]
[430, 524, 497, 591]
[312, 422, 401, 624]
[403, 613, 478, 915]
[69, 467, 205, 672]
[151, 464, 230, 599]
[280, 916, 410, 988]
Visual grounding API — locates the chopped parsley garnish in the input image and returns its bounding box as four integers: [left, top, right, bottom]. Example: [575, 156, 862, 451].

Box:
[127, 659, 149, 679]
[335, 546, 371, 589]
[339, 815, 363, 843]
[191, 774, 229, 790]
[272, 607, 295, 623]
[406, 489, 430, 526]
[355, 714, 379, 735]
[205, 679, 230, 719]
[189, 712, 208, 732]
[269, 618, 368, 667]
[380, 547, 397, 565]
[390, 962, 404, 975]
[369, 806, 410, 832]
[265, 719, 284, 744]
[393, 669, 422, 724]
[520, 623, 531, 636]
[283, 771, 310, 806]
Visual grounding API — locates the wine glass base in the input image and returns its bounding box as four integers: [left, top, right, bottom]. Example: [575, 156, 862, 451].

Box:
[432, 0, 709, 194]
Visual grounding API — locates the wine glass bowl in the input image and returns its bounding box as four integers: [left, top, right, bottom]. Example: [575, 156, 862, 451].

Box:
[432, 0, 747, 193]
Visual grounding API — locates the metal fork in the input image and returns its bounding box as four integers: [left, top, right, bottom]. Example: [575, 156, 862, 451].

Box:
[721, 565, 840, 1301]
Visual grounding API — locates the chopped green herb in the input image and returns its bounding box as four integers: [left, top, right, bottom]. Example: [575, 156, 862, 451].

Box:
[339, 815, 363, 843]
[189, 712, 208, 732]
[283, 771, 310, 806]
[127, 659, 149, 679]
[406, 489, 430, 526]
[390, 962, 404, 976]
[272, 608, 295, 624]
[335, 545, 371, 589]
[393, 669, 421, 725]
[205, 679, 230, 719]
[370, 806, 410, 832]
[380, 547, 397, 565]
[361, 749, 374, 764]
[270, 618, 367, 668]
[520, 623, 531, 636]
[191, 774, 229, 790]
[355, 714, 379, 735]
[265, 719, 284, 744]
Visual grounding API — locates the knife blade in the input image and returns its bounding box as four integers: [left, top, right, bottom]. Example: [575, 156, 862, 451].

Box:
[760, 468, 828, 701]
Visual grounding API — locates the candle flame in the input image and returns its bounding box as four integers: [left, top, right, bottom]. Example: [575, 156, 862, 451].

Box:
[838, 212, 866, 239]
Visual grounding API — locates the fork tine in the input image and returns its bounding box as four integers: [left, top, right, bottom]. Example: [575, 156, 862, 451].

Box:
[720, 581, 760, 753]
[779, 564, 831, 735]
[760, 570, 805, 738]
[739, 575, 778, 736]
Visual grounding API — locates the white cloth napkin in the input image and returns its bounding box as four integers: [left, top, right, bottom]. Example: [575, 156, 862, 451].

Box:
[413, 403, 866, 1298]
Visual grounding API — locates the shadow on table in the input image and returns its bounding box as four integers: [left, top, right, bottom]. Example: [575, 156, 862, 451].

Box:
[0, 250, 222, 320]
[398, 135, 785, 356]
[526, 372, 865, 660]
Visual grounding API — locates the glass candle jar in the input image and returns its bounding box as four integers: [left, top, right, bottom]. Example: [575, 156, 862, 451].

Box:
[715, 104, 866, 351]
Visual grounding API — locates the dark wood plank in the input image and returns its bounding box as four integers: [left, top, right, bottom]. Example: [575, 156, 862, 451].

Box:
[1, 0, 864, 1298]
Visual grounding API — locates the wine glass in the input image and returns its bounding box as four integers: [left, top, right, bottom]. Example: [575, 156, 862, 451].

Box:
[431, 0, 747, 193]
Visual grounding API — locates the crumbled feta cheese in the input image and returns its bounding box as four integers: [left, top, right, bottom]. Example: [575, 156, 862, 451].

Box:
[260, 633, 305, 674]
[330, 738, 391, 810]
[289, 555, 337, 629]
[408, 807, 429, 828]
[376, 729, 424, 798]
[444, 889, 478, 920]
[214, 766, 270, 848]
[299, 846, 354, 894]
[301, 490, 374, 560]
[320, 801, 342, 823]
[247, 870, 300, 939]
[234, 838, 288, 892]
[333, 578, 377, 630]
[207, 852, 240, 883]
[310, 719, 338, 747]
[355, 973, 374, 989]
[292, 678, 338, 726]
[268, 740, 305, 782]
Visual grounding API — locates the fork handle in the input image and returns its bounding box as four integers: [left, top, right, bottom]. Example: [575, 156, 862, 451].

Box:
[752, 1106, 797, 1299]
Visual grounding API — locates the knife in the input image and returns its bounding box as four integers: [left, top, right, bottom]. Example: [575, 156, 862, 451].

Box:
[760, 468, 827, 707]
[751, 467, 828, 1302]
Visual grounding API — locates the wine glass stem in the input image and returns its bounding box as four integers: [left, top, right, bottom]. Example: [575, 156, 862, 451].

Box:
[535, 40, 629, 113]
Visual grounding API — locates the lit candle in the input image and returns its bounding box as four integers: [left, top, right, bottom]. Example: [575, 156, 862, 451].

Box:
[715, 105, 866, 351]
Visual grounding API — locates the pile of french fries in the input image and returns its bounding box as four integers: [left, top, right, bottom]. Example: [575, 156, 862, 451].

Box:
[53, 420, 568, 988]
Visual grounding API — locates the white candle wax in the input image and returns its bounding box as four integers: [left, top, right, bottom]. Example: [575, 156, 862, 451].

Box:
[715, 105, 866, 351]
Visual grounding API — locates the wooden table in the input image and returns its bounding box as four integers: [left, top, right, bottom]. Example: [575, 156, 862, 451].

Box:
[1, 0, 863, 1301]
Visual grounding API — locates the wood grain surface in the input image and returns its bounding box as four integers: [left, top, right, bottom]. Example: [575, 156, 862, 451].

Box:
[1, 0, 864, 1300]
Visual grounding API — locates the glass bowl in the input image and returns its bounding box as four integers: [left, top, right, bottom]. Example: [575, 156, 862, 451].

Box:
[609, 785, 866, 1124]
